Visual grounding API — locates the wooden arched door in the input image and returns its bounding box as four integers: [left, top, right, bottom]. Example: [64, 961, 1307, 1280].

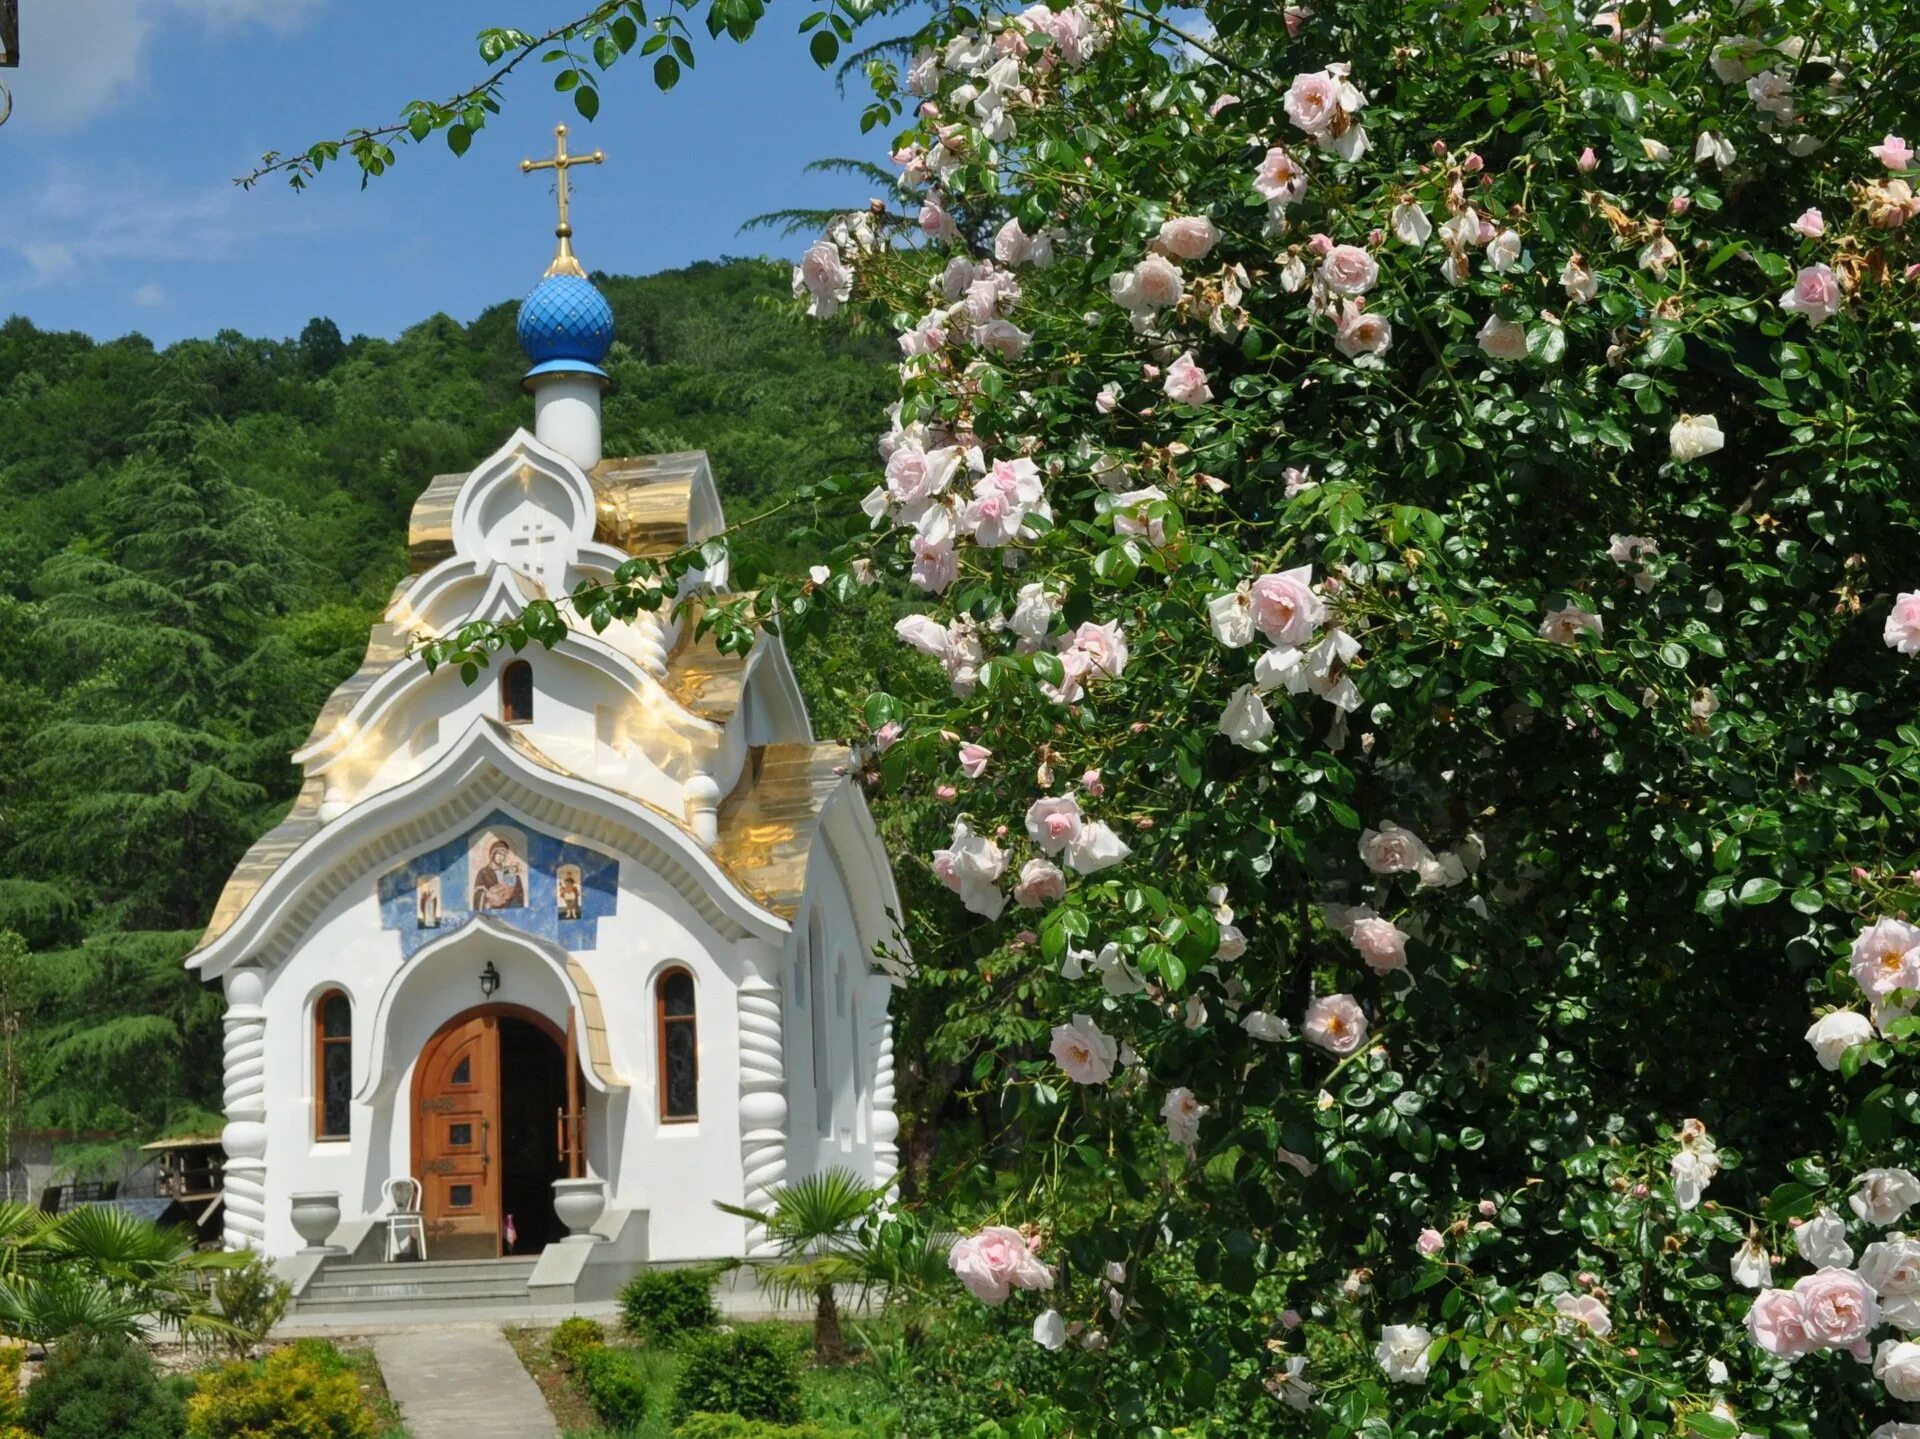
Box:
[412, 1003, 576, 1260]
[413, 1013, 501, 1260]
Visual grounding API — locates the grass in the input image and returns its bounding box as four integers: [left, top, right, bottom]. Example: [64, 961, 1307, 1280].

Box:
[509, 1319, 902, 1438]
[336, 1342, 412, 1439]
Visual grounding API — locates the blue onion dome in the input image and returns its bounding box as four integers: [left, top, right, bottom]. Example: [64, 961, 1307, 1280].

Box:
[517, 272, 615, 380]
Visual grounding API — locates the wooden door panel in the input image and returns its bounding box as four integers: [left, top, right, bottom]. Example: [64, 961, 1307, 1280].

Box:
[414, 1016, 500, 1259]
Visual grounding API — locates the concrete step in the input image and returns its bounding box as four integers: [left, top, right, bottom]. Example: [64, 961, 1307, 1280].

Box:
[317, 1258, 540, 1283]
[295, 1257, 541, 1311]
[304, 1276, 537, 1303]
[293, 1289, 539, 1314]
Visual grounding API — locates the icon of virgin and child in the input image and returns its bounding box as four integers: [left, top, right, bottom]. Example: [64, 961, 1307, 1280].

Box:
[470, 833, 527, 912]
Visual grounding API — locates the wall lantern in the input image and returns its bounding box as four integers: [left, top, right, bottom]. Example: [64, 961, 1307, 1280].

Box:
[479, 962, 502, 999]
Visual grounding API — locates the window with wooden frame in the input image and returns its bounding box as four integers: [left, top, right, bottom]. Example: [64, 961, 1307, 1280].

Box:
[657, 968, 698, 1122]
[500, 660, 534, 724]
[314, 990, 352, 1141]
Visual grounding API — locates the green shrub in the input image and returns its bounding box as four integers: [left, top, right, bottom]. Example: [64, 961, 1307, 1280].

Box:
[575, 1345, 650, 1431]
[670, 1328, 802, 1426]
[21, 1337, 186, 1439]
[674, 1415, 857, 1439]
[185, 1345, 375, 1439]
[547, 1315, 605, 1371]
[0, 1345, 22, 1429]
[210, 1254, 292, 1360]
[617, 1265, 719, 1343]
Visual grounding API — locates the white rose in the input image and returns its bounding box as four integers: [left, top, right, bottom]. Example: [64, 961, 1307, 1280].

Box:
[1854, 1169, 1920, 1227]
[1670, 413, 1725, 463]
[1797, 1206, 1856, 1268]
[1032, 1308, 1067, 1349]
[1806, 1010, 1875, 1070]
[1374, 1324, 1433, 1384]
[1477, 314, 1530, 361]
[1877, 1338, 1920, 1402]
[1730, 1234, 1773, 1290]
[1241, 1011, 1289, 1042]
[1860, 1238, 1920, 1331]
[1220, 685, 1275, 749]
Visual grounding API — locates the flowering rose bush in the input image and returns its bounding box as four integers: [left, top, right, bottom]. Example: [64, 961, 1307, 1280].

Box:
[431, 0, 1920, 1429]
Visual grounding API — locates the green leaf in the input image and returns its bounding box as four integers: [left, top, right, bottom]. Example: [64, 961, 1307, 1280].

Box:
[653, 54, 681, 89]
[809, 29, 839, 66]
[573, 85, 600, 120]
[1736, 877, 1784, 906]
[446, 124, 473, 157]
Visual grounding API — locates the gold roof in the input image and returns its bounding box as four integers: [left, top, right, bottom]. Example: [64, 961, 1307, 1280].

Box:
[711, 742, 852, 919]
[661, 596, 751, 724]
[406, 452, 714, 575]
[198, 776, 327, 950]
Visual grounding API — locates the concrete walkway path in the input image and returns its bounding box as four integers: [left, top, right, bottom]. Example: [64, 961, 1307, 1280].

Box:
[372, 1324, 558, 1439]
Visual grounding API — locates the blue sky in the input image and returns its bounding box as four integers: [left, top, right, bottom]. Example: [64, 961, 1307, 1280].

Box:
[0, 1, 893, 345]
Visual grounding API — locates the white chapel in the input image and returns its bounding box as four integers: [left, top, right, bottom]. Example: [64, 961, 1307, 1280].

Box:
[184, 129, 904, 1297]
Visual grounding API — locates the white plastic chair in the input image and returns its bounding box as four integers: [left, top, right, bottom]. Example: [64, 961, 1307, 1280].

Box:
[383, 1177, 427, 1262]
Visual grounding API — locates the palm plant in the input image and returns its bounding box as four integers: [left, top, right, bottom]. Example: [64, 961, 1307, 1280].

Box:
[0, 1201, 238, 1344]
[717, 1167, 888, 1361]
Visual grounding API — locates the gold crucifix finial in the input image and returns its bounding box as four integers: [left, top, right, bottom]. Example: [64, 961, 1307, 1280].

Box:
[520, 123, 606, 278]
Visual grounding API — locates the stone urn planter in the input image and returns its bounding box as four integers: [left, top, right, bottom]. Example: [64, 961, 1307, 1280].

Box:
[552, 1176, 607, 1244]
[289, 1191, 345, 1254]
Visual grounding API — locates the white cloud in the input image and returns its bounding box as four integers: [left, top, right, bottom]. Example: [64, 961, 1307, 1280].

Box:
[0, 165, 340, 300]
[9, 0, 323, 131]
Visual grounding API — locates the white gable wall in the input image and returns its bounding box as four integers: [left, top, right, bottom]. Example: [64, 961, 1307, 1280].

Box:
[245, 823, 760, 1261]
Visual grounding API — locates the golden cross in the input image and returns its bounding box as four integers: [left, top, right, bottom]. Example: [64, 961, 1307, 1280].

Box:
[520, 123, 605, 278]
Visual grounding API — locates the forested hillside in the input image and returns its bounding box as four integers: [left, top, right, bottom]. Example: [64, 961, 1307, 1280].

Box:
[0, 258, 895, 1162]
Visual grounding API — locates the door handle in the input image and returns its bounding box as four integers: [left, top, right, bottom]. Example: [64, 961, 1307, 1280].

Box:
[481, 1120, 491, 1184]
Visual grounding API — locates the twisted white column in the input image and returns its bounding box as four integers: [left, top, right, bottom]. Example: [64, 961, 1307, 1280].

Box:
[635, 611, 670, 680]
[735, 943, 788, 1257]
[220, 967, 269, 1252]
[871, 1007, 900, 1197]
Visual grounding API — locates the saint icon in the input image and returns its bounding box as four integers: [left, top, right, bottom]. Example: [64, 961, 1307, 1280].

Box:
[556, 865, 583, 922]
[416, 875, 442, 929]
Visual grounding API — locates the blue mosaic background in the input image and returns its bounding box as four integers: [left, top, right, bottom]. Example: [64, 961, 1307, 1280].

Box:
[377, 809, 618, 958]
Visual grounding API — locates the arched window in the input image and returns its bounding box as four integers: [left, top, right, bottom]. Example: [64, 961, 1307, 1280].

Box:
[657, 969, 698, 1123]
[501, 661, 534, 724]
[314, 990, 352, 1141]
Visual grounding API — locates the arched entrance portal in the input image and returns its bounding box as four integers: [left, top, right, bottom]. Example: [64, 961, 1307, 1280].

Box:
[411, 1004, 575, 1260]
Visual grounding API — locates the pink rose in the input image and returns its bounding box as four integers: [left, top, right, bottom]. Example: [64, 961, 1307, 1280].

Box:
[1780, 263, 1842, 328]
[1554, 1293, 1612, 1336]
[1081, 768, 1104, 796]
[1069, 619, 1129, 679]
[1284, 69, 1342, 135]
[1303, 994, 1368, 1054]
[1164, 351, 1213, 405]
[1416, 1228, 1444, 1257]
[1319, 243, 1379, 294]
[1793, 207, 1826, 237]
[1349, 915, 1409, 974]
[1477, 313, 1530, 361]
[1539, 604, 1603, 645]
[1050, 1013, 1117, 1083]
[1247, 565, 1326, 645]
[918, 197, 960, 242]
[1253, 146, 1309, 204]
[1359, 821, 1434, 875]
[1577, 146, 1599, 173]
[1795, 1266, 1879, 1351]
[1850, 916, 1920, 999]
[1333, 299, 1392, 358]
[1132, 254, 1185, 309]
[949, 1225, 1054, 1305]
[958, 742, 992, 779]
[1872, 134, 1914, 171]
[1887, 592, 1920, 654]
[1155, 216, 1219, 261]
[1025, 794, 1085, 855]
[1208, 92, 1241, 117]
[1748, 1286, 1816, 1357]
[934, 784, 957, 801]
[1013, 857, 1066, 909]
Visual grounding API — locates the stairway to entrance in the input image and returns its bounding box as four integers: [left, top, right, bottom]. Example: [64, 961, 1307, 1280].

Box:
[289, 1255, 541, 1320]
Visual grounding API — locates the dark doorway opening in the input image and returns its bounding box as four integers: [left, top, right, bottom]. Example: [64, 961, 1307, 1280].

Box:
[499, 1016, 568, 1253]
